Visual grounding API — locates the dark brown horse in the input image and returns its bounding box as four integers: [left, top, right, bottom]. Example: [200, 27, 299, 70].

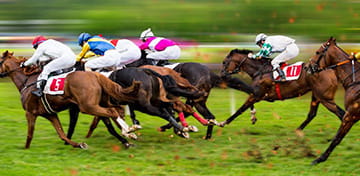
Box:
[128, 56, 254, 139]
[220, 49, 345, 132]
[0, 51, 140, 149]
[309, 37, 359, 164]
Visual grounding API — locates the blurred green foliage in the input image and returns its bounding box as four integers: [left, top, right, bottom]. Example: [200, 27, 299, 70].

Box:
[0, 0, 359, 42]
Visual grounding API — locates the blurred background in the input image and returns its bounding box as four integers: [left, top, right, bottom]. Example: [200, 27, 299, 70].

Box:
[0, 0, 360, 64]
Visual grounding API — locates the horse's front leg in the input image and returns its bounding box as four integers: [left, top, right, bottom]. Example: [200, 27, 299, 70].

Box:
[25, 111, 38, 149]
[46, 114, 87, 149]
[219, 95, 257, 127]
[312, 112, 357, 165]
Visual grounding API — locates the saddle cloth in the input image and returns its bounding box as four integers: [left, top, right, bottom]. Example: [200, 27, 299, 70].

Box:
[43, 71, 74, 95]
[273, 61, 303, 81]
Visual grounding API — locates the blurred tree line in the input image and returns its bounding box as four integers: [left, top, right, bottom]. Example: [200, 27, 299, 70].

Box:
[0, 0, 359, 42]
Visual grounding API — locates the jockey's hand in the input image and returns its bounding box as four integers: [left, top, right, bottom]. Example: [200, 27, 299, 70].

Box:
[144, 49, 153, 54]
[19, 62, 26, 68]
[247, 53, 253, 58]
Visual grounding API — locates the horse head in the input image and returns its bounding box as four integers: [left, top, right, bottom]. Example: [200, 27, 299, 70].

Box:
[309, 37, 349, 72]
[221, 49, 252, 77]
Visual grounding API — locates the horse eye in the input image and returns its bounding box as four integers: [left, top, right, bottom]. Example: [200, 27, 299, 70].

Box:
[316, 51, 320, 54]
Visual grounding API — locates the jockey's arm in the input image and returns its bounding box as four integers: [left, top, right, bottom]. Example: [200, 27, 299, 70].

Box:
[253, 43, 272, 59]
[24, 47, 45, 66]
[76, 43, 91, 61]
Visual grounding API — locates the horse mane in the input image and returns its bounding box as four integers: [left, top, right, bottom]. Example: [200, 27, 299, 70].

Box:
[230, 48, 253, 55]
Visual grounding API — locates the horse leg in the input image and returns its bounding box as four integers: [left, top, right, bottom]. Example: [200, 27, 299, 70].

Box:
[249, 105, 257, 124]
[128, 105, 142, 132]
[193, 100, 216, 140]
[320, 100, 345, 121]
[99, 117, 133, 148]
[46, 114, 87, 149]
[25, 111, 37, 149]
[85, 116, 100, 138]
[312, 113, 358, 165]
[220, 95, 257, 127]
[65, 105, 80, 144]
[297, 95, 320, 131]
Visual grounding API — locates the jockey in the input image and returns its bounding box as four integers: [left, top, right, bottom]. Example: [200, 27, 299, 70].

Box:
[22, 35, 76, 97]
[77, 33, 140, 71]
[109, 39, 141, 67]
[249, 33, 299, 81]
[139, 28, 181, 66]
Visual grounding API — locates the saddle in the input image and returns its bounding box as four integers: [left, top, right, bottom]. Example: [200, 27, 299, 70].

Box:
[272, 62, 303, 82]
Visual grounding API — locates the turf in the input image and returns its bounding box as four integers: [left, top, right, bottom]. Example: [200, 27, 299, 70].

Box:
[0, 79, 359, 176]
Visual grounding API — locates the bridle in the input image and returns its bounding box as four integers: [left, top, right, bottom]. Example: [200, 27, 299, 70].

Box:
[311, 41, 360, 87]
[222, 53, 247, 76]
[0, 56, 22, 77]
[310, 42, 351, 73]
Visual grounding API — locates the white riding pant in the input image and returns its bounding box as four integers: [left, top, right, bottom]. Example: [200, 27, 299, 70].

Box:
[271, 43, 299, 69]
[114, 39, 142, 66]
[146, 45, 181, 60]
[38, 52, 76, 87]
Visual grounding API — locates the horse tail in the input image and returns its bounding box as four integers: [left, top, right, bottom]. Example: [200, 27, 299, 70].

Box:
[156, 77, 174, 103]
[95, 72, 140, 102]
[143, 69, 204, 99]
[211, 72, 254, 94]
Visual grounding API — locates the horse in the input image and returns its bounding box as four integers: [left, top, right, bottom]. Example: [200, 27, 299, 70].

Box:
[74, 66, 201, 139]
[220, 49, 345, 132]
[127, 54, 255, 139]
[0, 50, 140, 149]
[308, 37, 359, 164]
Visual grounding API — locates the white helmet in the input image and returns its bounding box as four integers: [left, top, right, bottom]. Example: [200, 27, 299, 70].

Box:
[140, 28, 154, 40]
[255, 33, 267, 44]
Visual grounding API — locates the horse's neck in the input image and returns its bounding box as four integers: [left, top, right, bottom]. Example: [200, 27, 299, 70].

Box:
[8, 70, 34, 92]
[242, 60, 271, 78]
[335, 61, 360, 88]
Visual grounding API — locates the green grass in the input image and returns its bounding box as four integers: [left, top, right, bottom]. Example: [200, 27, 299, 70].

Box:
[0, 80, 359, 176]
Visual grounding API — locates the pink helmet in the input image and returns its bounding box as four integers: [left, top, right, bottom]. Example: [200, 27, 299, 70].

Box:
[32, 36, 47, 49]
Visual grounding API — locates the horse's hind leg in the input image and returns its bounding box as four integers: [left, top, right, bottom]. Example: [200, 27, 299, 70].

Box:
[66, 105, 80, 144]
[312, 113, 358, 165]
[128, 105, 142, 132]
[193, 101, 216, 139]
[297, 95, 320, 131]
[85, 116, 100, 138]
[46, 114, 86, 149]
[25, 112, 38, 149]
[100, 117, 133, 148]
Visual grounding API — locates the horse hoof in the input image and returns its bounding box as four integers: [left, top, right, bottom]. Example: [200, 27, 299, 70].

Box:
[208, 119, 219, 126]
[251, 118, 257, 125]
[183, 127, 190, 132]
[127, 133, 138, 140]
[188, 125, 199, 132]
[129, 125, 142, 133]
[124, 143, 135, 149]
[311, 157, 325, 165]
[178, 132, 190, 139]
[219, 121, 226, 128]
[79, 142, 88, 150]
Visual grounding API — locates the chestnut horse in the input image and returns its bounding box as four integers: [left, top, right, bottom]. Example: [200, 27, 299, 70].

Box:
[0, 51, 140, 149]
[220, 49, 345, 131]
[309, 37, 359, 164]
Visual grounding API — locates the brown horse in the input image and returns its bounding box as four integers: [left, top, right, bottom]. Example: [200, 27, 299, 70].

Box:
[309, 37, 359, 164]
[219, 49, 345, 132]
[0, 51, 140, 149]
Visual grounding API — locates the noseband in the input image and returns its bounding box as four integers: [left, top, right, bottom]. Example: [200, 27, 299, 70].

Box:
[223, 54, 247, 76]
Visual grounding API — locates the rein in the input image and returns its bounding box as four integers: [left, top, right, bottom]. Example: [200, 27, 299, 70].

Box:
[226, 55, 248, 75]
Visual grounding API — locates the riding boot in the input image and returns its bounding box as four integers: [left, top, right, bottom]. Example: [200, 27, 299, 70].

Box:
[276, 67, 286, 81]
[32, 79, 46, 97]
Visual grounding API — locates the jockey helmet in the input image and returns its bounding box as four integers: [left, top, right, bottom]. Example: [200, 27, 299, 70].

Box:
[140, 28, 154, 41]
[32, 35, 47, 49]
[255, 33, 267, 45]
[78, 32, 92, 46]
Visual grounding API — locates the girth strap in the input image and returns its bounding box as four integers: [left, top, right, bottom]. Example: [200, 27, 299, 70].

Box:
[40, 95, 56, 114]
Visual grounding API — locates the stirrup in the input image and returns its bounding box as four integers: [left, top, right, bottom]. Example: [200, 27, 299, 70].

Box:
[32, 89, 43, 97]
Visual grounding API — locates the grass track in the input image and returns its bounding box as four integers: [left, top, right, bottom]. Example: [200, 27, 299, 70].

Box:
[0, 80, 359, 176]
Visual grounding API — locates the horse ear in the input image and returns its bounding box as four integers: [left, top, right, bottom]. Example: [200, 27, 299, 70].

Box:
[2, 50, 9, 57]
[8, 51, 14, 56]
